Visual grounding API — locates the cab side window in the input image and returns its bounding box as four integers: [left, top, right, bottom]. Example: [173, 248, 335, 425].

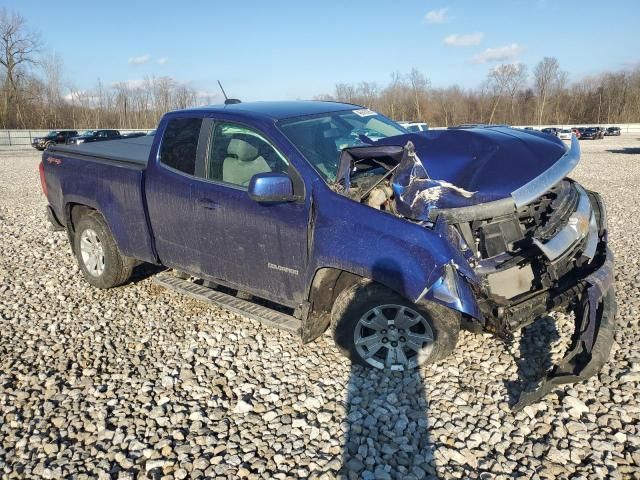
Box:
[208, 122, 288, 188]
[159, 118, 204, 176]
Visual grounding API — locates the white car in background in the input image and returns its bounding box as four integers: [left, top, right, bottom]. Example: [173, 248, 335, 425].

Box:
[558, 129, 573, 140]
[399, 121, 429, 132]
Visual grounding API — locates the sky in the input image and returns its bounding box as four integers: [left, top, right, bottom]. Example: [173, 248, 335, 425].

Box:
[7, 0, 640, 102]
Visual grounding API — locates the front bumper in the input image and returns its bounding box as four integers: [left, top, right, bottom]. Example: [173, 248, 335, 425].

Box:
[455, 182, 617, 409]
[513, 246, 616, 409]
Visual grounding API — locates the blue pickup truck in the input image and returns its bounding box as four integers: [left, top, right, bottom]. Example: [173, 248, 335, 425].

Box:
[40, 101, 615, 407]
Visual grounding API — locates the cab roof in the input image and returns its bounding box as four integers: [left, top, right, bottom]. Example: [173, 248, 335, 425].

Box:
[180, 100, 363, 121]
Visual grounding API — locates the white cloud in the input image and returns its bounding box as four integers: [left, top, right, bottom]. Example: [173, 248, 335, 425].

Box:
[128, 55, 150, 65]
[425, 8, 448, 24]
[157, 57, 169, 65]
[472, 43, 523, 64]
[63, 90, 100, 105]
[443, 32, 484, 47]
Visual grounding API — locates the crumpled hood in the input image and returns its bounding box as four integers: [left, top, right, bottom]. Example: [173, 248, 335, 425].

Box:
[376, 126, 568, 200]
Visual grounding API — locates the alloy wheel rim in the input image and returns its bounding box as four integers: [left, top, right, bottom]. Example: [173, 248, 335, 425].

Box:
[354, 304, 434, 371]
[80, 228, 105, 277]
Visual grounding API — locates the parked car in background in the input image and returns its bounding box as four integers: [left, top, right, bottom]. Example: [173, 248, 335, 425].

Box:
[67, 130, 122, 145]
[606, 126, 621, 136]
[580, 127, 599, 140]
[558, 129, 573, 140]
[122, 131, 147, 139]
[523, 127, 537, 131]
[399, 121, 429, 133]
[40, 100, 616, 409]
[31, 130, 78, 151]
[541, 127, 560, 137]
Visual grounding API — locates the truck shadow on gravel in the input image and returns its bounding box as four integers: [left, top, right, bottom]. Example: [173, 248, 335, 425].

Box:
[339, 258, 437, 479]
[127, 263, 166, 284]
[504, 315, 559, 407]
[340, 366, 437, 479]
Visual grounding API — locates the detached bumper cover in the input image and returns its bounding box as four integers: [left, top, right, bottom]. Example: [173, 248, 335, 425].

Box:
[513, 247, 616, 410]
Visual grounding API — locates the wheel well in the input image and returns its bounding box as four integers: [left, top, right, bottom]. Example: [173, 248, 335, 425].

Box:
[65, 203, 96, 253]
[66, 203, 95, 233]
[301, 267, 364, 343]
[308, 268, 363, 315]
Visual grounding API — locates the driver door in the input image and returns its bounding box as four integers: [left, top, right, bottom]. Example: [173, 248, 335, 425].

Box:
[193, 121, 309, 306]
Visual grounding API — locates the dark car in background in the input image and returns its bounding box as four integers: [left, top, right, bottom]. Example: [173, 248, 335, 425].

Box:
[580, 127, 599, 139]
[606, 126, 621, 136]
[541, 127, 560, 137]
[67, 130, 122, 145]
[31, 130, 78, 151]
[121, 132, 148, 139]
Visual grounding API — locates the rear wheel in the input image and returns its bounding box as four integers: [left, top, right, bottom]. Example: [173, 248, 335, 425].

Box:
[331, 281, 460, 370]
[73, 211, 134, 288]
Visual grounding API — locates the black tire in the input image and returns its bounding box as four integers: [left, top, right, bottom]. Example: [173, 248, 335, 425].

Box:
[331, 280, 460, 370]
[73, 210, 135, 288]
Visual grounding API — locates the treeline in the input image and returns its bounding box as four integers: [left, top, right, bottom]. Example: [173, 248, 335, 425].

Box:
[318, 60, 640, 127]
[2, 8, 640, 129]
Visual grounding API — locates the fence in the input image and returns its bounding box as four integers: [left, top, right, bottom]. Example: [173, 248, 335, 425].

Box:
[2, 123, 639, 147]
[0, 129, 154, 146]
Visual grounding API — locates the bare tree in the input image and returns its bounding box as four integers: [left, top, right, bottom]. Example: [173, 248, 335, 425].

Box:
[408, 68, 430, 121]
[534, 57, 560, 125]
[505, 64, 527, 124]
[0, 8, 40, 128]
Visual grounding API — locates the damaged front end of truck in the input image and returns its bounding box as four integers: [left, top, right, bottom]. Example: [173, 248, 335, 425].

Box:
[333, 128, 616, 408]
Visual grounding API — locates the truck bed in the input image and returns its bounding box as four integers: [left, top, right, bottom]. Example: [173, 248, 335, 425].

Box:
[43, 135, 156, 264]
[48, 135, 153, 166]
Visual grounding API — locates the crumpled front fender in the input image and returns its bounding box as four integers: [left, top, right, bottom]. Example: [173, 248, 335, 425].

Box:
[420, 261, 484, 322]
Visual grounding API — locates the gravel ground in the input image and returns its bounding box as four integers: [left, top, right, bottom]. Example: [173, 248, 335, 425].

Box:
[1, 137, 639, 479]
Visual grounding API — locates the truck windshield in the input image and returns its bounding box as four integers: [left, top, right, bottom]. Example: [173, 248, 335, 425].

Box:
[279, 109, 406, 181]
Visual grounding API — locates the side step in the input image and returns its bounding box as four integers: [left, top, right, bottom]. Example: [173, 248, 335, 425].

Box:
[152, 272, 302, 334]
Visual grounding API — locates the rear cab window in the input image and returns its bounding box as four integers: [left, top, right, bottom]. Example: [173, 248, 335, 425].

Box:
[158, 117, 204, 176]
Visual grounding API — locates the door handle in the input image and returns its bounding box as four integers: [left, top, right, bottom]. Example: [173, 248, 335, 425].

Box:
[197, 198, 219, 210]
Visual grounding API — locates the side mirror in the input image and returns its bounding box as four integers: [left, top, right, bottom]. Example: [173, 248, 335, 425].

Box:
[248, 172, 296, 203]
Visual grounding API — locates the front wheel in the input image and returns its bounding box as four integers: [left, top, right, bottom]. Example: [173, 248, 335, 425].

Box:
[331, 281, 460, 371]
[73, 211, 134, 288]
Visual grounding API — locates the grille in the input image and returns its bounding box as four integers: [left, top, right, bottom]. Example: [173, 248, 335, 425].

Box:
[517, 180, 579, 241]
